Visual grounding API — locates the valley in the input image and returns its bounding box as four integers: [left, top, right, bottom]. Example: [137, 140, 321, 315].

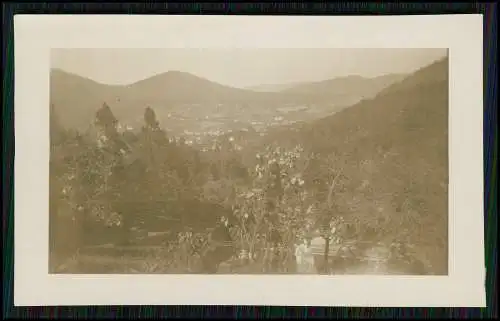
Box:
[49, 55, 449, 275]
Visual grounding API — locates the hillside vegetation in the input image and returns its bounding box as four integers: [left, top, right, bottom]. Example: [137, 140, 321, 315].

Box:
[254, 57, 449, 273]
[49, 57, 448, 275]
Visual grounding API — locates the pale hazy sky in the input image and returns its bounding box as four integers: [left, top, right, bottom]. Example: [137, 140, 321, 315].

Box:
[51, 48, 447, 88]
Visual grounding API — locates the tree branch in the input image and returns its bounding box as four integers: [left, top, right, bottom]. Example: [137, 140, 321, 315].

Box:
[300, 153, 313, 174]
[327, 169, 343, 209]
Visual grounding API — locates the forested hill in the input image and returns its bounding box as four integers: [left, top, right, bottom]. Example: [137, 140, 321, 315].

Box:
[256, 57, 449, 274]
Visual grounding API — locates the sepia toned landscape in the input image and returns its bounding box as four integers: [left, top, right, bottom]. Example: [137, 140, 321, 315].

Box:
[49, 48, 449, 275]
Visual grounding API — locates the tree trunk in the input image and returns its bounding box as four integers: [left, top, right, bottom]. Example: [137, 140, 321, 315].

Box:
[323, 236, 330, 274]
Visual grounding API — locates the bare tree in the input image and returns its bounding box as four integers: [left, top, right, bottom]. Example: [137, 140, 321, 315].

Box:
[321, 169, 343, 273]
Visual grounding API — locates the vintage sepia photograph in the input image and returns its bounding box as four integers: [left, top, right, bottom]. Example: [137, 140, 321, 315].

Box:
[49, 48, 449, 275]
[14, 14, 485, 307]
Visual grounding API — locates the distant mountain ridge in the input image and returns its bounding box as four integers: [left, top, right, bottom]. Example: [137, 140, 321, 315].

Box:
[51, 68, 408, 133]
[257, 57, 448, 158]
[50, 69, 290, 131]
[280, 73, 408, 106]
